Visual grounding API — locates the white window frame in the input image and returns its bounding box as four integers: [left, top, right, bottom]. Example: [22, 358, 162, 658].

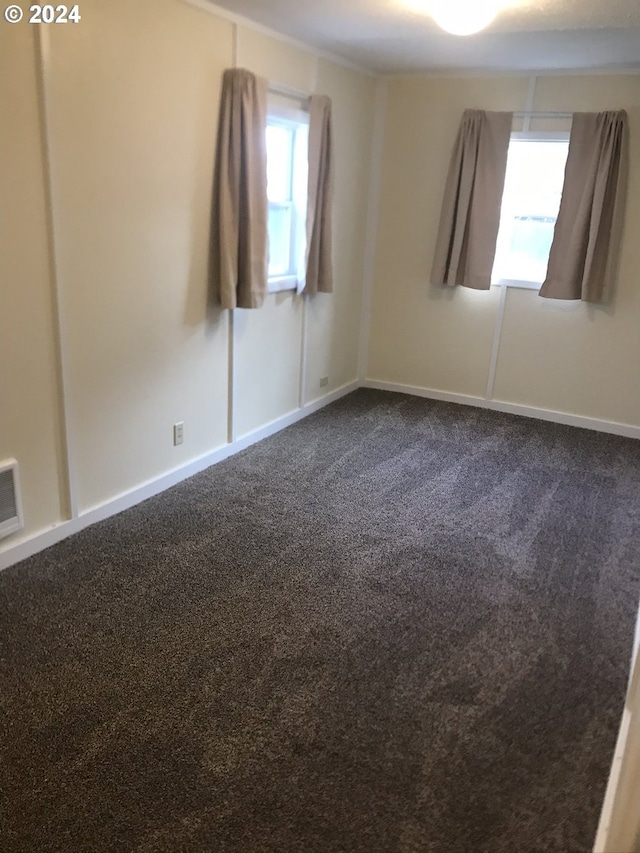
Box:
[492, 130, 570, 291]
[266, 104, 309, 294]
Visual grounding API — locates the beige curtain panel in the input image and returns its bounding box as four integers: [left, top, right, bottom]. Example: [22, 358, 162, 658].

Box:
[210, 68, 268, 310]
[301, 94, 334, 295]
[540, 110, 628, 303]
[431, 110, 513, 290]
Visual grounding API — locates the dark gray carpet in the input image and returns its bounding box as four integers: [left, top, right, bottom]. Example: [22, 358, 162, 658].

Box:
[2, 389, 639, 853]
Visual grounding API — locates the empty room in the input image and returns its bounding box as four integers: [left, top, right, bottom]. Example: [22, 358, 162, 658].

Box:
[1, 0, 639, 851]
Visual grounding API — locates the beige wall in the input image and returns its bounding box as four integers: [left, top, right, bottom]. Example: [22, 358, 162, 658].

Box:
[3, 0, 637, 561]
[232, 27, 310, 438]
[0, 23, 66, 535]
[46, 0, 233, 511]
[493, 75, 640, 426]
[305, 59, 376, 403]
[368, 76, 529, 398]
[0, 0, 376, 552]
[368, 73, 640, 428]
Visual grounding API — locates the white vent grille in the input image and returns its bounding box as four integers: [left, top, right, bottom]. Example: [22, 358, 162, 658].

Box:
[0, 460, 23, 539]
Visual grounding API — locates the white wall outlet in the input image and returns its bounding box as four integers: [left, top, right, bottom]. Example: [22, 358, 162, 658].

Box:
[320, 376, 329, 388]
[173, 421, 184, 446]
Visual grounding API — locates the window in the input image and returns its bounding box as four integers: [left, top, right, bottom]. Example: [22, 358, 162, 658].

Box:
[266, 106, 309, 292]
[492, 132, 570, 289]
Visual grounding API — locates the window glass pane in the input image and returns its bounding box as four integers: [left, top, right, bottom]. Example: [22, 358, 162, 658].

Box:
[268, 203, 292, 277]
[493, 139, 569, 284]
[266, 113, 309, 287]
[266, 124, 293, 203]
[508, 216, 557, 281]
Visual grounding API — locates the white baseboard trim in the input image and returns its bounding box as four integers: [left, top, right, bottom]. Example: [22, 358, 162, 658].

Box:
[3, 376, 638, 572]
[0, 381, 358, 572]
[362, 380, 640, 440]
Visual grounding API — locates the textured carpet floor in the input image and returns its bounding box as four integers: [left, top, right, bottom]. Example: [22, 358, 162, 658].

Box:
[1, 389, 640, 853]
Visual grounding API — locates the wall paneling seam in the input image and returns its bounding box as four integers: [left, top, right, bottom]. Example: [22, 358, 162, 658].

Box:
[358, 77, 387, 381]
[298, 56, 318, 408]
[485, 282, 509, 400]
[35, 26, 78, 519]
[485, 75, 538, 401]
[226, 22, 239, 444]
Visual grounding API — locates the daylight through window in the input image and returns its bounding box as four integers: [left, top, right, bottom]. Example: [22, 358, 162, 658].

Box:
[266, 108, 309, 291]
[492, 133, 569, 288]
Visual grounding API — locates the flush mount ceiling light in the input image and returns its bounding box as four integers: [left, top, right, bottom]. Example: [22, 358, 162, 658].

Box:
[428, 0, 503, 35]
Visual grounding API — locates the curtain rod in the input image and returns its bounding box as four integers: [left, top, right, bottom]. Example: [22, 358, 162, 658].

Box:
[513, 111, 573, 119]
[268, 83, 310, 103]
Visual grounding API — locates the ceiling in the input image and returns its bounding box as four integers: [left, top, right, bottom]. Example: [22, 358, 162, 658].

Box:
[205, 0, 640, 74]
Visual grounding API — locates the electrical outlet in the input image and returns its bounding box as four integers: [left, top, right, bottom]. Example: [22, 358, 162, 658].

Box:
[173, 421, 184, 446]
[320, 376, 329, 388]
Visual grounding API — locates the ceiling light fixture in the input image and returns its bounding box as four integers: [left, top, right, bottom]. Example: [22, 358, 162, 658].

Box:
[428, 0, 502, 35]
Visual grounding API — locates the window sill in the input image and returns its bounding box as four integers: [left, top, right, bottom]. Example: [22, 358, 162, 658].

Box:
[492, 279, 542, 291]
[268, 275, 298, 294]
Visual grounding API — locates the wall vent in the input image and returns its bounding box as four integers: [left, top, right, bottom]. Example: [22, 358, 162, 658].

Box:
[0, 460, 23, 540]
